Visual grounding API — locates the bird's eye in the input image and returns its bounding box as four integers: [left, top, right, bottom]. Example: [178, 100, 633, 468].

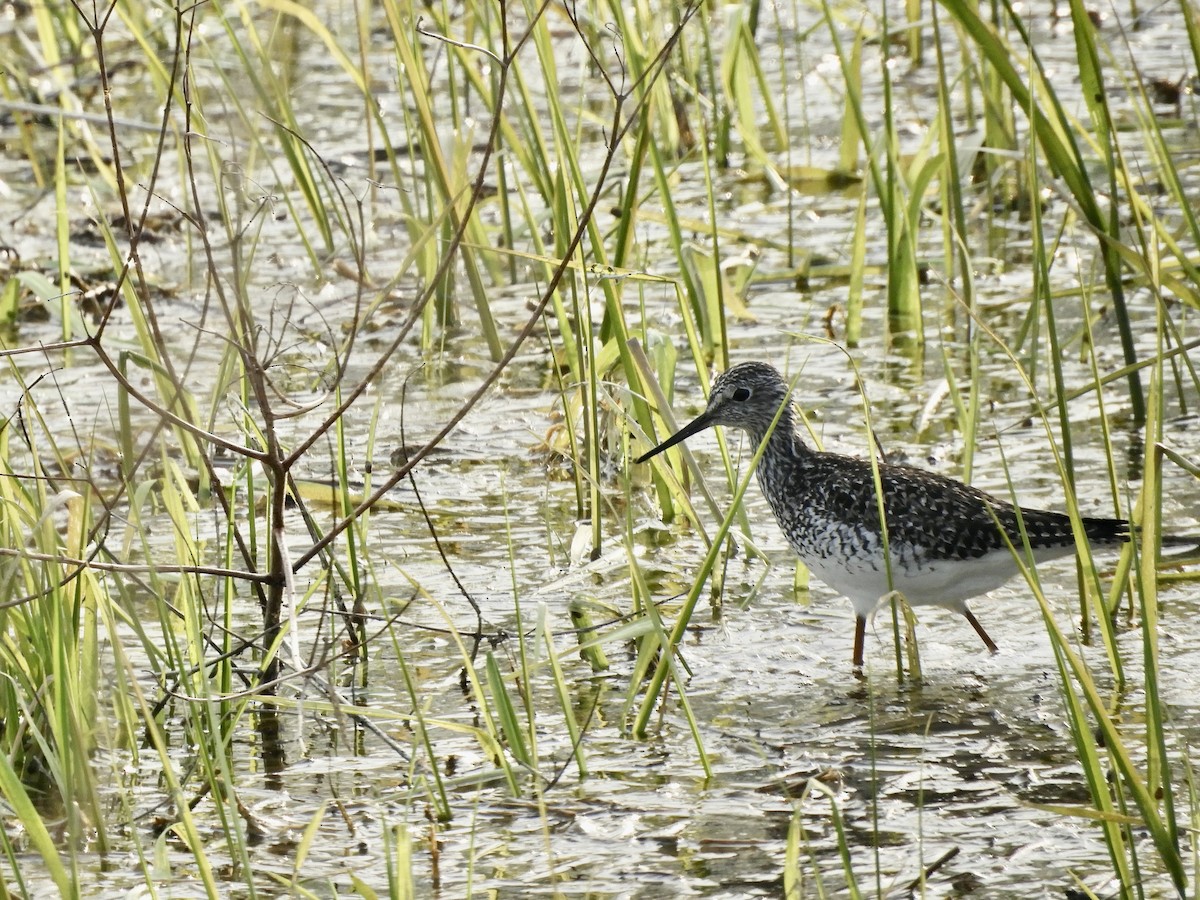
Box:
[732, 388, 751, 401]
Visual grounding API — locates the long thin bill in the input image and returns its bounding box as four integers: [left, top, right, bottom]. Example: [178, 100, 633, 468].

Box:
[635, 411, 716, 463]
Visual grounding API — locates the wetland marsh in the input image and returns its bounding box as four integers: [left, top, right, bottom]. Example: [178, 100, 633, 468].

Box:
[1, 1, 1199, 896]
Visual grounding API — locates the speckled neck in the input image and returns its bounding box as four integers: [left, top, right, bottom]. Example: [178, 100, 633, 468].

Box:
[745, 401, 811, 465]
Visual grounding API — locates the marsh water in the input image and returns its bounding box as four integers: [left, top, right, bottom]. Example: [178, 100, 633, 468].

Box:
[3, 1, 1200, 897]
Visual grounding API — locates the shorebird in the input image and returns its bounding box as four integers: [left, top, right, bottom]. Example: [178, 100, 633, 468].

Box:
[637, 361, 1190, 668]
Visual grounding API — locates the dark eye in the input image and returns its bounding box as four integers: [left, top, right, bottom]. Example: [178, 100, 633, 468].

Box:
[732, 388, 751, 401]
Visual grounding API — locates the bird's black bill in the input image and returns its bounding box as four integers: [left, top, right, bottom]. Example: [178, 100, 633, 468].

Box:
[635, 412, 716, 463]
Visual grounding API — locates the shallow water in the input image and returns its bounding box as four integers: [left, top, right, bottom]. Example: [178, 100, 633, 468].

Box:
[3, 1, 1200, 897]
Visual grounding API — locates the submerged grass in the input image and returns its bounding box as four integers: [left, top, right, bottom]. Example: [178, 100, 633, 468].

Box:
[0, 0, 1198, 896]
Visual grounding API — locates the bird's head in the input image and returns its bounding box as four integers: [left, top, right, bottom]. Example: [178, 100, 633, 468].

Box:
[636, 362, 793, 463]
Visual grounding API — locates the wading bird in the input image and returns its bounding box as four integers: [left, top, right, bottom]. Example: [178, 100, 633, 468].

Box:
[637, 362, 1194, 668]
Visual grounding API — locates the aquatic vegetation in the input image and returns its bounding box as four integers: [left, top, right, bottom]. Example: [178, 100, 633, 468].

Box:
[0, 0, 1197, 896]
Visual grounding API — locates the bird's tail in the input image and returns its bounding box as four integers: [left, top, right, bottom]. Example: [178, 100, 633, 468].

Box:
[1082, 515, 1200, 553]
[1081, 516, 1129, 545]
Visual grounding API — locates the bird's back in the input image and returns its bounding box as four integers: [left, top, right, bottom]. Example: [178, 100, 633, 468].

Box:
[759, 448, 1128, 579]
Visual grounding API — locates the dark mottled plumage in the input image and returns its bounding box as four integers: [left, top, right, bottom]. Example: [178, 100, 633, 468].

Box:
[637, 362, 1144, 668]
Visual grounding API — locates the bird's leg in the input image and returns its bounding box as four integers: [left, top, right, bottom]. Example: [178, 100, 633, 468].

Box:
[961, 609, 999, 654]
[853, 616, 866, 670]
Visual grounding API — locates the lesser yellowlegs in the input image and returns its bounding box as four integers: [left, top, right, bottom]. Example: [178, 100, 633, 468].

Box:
[637, 361, 1185, 669]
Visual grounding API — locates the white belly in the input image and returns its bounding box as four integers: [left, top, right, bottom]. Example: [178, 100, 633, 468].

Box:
[804, 547, 1034, 620]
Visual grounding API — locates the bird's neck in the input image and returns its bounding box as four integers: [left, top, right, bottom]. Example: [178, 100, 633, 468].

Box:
[746, 406, 811, 464]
